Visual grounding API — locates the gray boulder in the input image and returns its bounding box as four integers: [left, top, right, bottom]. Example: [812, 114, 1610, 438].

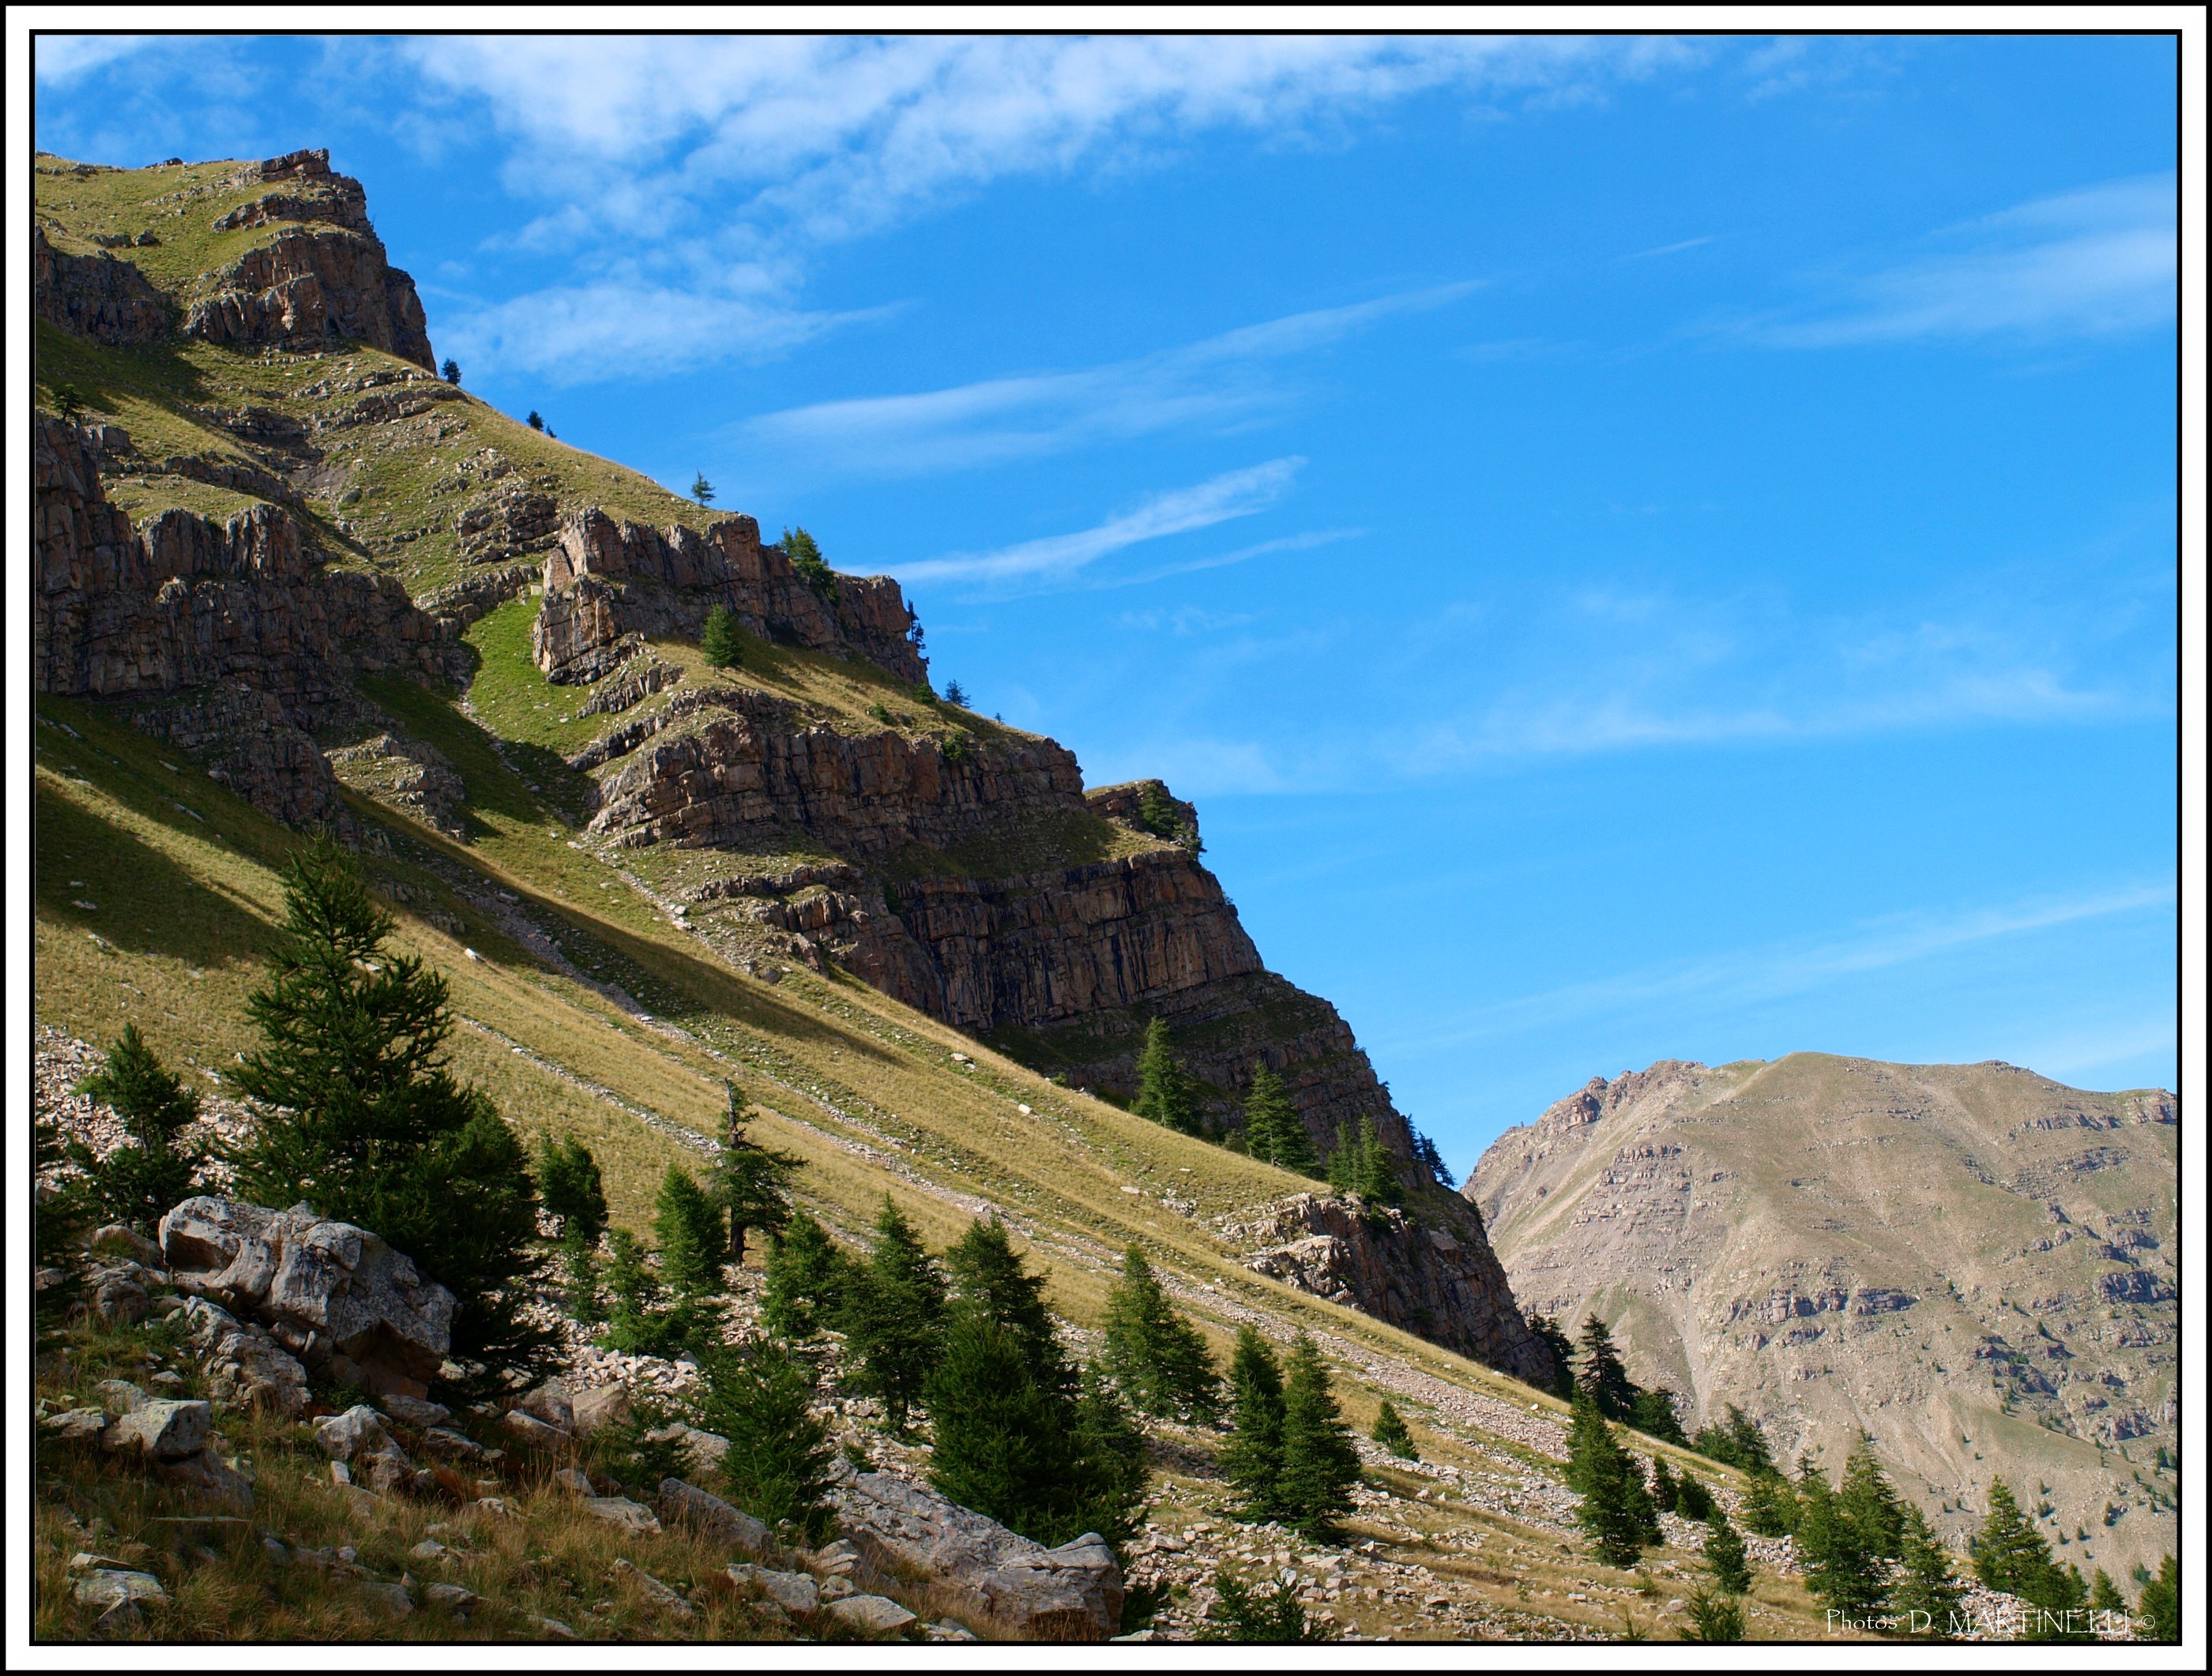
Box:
[379, 1393, 452, 1429]
[72, 1569, 168, 1611]
[160, 1197, 454, 1400]
[570, 1383, 633, 1437]
[829, 1462, 1122, 1640]
[729, 1563, 818, 1618]
[658, 1478, 767, 1553]
[517, 1380, 574, 1432]
[826, 1594, 918, 1636]
[104, 1398, 210, 1461]
[581, 1496, 661, 1535]
[179, 1296, 310, 1417]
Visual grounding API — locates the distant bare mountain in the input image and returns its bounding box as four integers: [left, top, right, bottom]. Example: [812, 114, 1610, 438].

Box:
[1466, 1053, 2177, 1576]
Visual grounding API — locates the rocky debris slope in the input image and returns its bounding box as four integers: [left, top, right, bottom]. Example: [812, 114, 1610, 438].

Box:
[159, 1197, 457, 1402]
[535, 508, 924, 687]
[1224, 1193, 1549, 1385]
[1467, 1052, 2180, 1576]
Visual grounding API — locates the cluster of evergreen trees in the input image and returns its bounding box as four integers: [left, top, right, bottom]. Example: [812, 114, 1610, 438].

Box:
[1128, 1018, 1449, 1215]
[1526, 1310, 1691, 1445]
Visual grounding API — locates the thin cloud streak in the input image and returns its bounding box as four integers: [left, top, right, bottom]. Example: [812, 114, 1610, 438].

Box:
[739, 284, 1478, 479]
[1382, 881, 2177, 1053]
[901, 458, 1304, 588]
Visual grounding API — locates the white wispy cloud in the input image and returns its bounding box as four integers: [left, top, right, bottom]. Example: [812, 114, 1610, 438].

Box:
[1752, 174, 2176, 346]
[32, 36, 159, 84]
[901, 458, 1304, 588]
[741, 285, 1475, 479]
[1387, 881, 2176, 1051]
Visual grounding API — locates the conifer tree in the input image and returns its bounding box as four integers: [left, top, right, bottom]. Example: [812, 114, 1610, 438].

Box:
[690, 471, 715, 507]
[1702, 1504, 1751, 1594]
[1693, 1402, 1775, 1474]
[1221, 1326, 1288, 1522]
[1130, 1019, 1201, 1134]
[1970, 1479, 2056, 1598]
[1524, 1311, 1578, 1400]
[946, 1216, 1070, 1395]
[2139, 1555, 2178, 1642]
[1567, 1396, 1660, 1565]
[1066, 1362, 1150, 1546]
[1674, 1472, 1714, 1523]
[699, 1336, 835, 1544]
[2087, 1568, 2126, 1621]
[1649, 1455, 1679, 1514]
[1838, 1436, 1907, 1559]
[653, 1164, 728, 1298]
[1740, 1467, 1799, 1536]
[1798, 1464, 1889, 1615]
[762, 1210, 848, 1341]
[782, 527, 837, 600]
[839, 1197, 947, 1432]
[1098, 1246, 1220, 1422]
[1371, 1399, 1418, 1461]
[1243, 1068, 1319, 1174]
[1676, 1584, 1745, 1643]
[701, 604, 742, 669]
[1276, 1332, 1362, 1537]
[227, 836, 548, 1385]
[1630, 1386, 1687, 1445]
[537, 1134, 609, 1323]
[1575, 1313, 1637, 1420]
[601, 1228, 686, 1358]
[713, 1091, 798, 1265]
[1326, 1122, 1356, 1197]
[1890, 1503, 1965, 1639]
[69, 1024, 205, 1231]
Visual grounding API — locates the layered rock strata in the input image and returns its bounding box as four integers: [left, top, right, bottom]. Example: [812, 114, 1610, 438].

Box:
[533, 509, 925, 686]
[32, 223, 169, 344]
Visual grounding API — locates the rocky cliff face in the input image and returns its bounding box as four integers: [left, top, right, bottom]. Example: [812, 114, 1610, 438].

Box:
[33, 224, 169, 344]
[1467, 1053, 2180, 1574]
[1223, 1193, 1552, 1383]
[534, 509, 924, 687]
[34, 413, 467, 824]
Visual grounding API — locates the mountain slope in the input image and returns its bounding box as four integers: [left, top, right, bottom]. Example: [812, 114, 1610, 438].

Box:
[1465, 1054, 2179, 1576]
[32, 145, 1540, 1380]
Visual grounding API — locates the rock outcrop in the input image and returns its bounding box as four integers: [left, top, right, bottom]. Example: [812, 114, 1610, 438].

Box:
[159, 1196, 457, 1401]
[1467, 1053, 2181, 1576]
[181, 149, 434, 369]
[33, 223, 169, 344]
[532, 509, 925, 686]
[827, 1460, 1122, 1640]
[1224, 1193, 1552, 1385]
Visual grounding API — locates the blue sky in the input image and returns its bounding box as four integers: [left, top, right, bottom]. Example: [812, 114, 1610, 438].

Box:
[35, 32, 2179, 1169]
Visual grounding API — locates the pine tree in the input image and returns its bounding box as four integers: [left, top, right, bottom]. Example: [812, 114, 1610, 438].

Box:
[1525, 1311, 1578, 1400]
[536, 1134, 608, 1243]
[1674, 1472, 1714, 1523]
[782, 527, 837, 600]
[762, 1211, 848, 1341]
[1702, 1504, 1751, 1594]
[1203, 1569, 1330, 1642]
[226, 836, 548, 1385]
[946, 1216, 1070, 1396]
[1327, 1116, 1400, 1208]
[701, 604, 742, 669]
[1693, 1402, 1775, 1475]
[1221, 1326, 1288, 1523]
[1242, 1067, 1319, 1174]
[1566, 1396, 1658, 1566]
[441, 357, 461, 384]
[1890, 1503, 1965, 1639]
[1740, 1467, 1799, 1536]
[691, 471, 715, 507]
[713, 1092, 798, 1265]
[1575, 1314, 1637, 1420]
[1970, 1479, 2057, 1598]
[653, 1164, 727, 1298]
[1798, 1464, 1889, 1615]
[2139, 1555, 2178, 1642]
[698, 1336, 834, 1544]
[1630, 1386, 1687, 1445]
[1649, 1456, 1679, 1514]
[1098, 1246, 1220, 1422]
[1837, 1436, 1907, 1560]
[1130, 1019, 1201, 1134]
[2087, 1568, 2127, 1622]
[68, 1024, 204, 1231]
[1275, 1332, 1362, 1539]
[1371, 1399, 1417, 1460]
[1065, 1362, 1150, 1547]
[601, 1229, 685, 1358]
[560, 1226, 604, 1325]
[1676, 1583, 1745, 1643]
[527, 409, 544, 430]
[838, 1197, 946, 1433]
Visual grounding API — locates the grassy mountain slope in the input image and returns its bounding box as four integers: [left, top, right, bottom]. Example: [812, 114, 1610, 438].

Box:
[1467, 1055, 2179, 1579]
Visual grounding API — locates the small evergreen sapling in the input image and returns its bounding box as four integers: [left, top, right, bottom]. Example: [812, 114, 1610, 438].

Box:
[1202, 1569, 1331, 1642]
[1676, 1584, 1745, 1643]
[1648, 1455, 1679, 1514]
[537, 1135, 608, 1325]
[601, 1229, 687, 1358]
[1098, 1246, 1220, 1422]
[527, 410, 544, 430]
[1221, 1326, 1288, 1523]
[713, 1091, 798, 1265]
[691, 472, 715, 507]
[1673, 1472, 1715, 1523]
[782, 527, 837, 600]
[762, 1211, 848, 1341]
[838, 1196, 946, 1433]
[1890, 1503, 1965, 1639]
[1567, 1396, 1660, 1566]
[653, 1164, 727, 1298]
[1702, 1504, 1751, 1595]
[701, 604, 742, 669]
[441, 357, 461, 384]
[1242, 1067, 1319, 1175]
[1740, 1467, 1799, 1536]
[942, 679, 969, 707]
[1574, 1314, 1637, 1421]
[1130, 1018, 1202, 1134]
[699, 1336, 835, 1545]
[1276, 1332, 1362, 1538]
[1370, 1399, 1418, 1461]
[69, 1024, 205, 1231]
